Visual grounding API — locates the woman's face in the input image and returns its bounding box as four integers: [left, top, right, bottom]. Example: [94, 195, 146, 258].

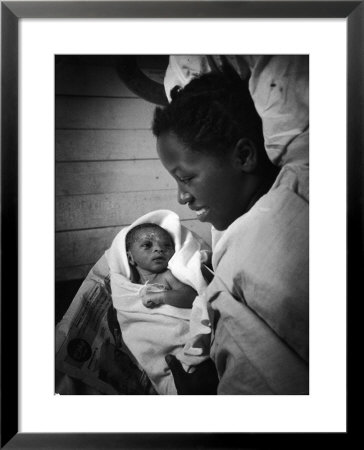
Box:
[157, 132, 250, 231]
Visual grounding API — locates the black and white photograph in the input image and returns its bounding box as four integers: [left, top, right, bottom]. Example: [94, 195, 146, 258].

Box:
[2, 0, 357, 444]
[54, 55, 309, 396]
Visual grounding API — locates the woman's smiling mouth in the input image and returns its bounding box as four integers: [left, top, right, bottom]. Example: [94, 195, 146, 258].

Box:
[192, 207, 210, 221]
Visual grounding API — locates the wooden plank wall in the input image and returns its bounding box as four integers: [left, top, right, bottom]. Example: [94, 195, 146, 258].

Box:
[55, 58, 212, 281]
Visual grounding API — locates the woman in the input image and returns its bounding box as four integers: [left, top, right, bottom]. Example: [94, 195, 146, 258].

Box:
[152, 66, 309, 395]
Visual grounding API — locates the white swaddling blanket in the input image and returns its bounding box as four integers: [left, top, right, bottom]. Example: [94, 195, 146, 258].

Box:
[105, 209, 211, 395]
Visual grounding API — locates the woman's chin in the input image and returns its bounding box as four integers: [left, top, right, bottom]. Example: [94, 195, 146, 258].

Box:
[209, 217, 232, 232]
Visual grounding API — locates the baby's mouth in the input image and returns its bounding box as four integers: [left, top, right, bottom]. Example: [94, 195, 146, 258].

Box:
[153, 256, 165, 262]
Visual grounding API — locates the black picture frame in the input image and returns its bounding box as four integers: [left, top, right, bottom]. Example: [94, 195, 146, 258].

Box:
[1, 1, 360, 448]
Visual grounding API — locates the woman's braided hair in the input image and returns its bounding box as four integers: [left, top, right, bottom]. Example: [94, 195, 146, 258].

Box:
[152, 66, 265, 158]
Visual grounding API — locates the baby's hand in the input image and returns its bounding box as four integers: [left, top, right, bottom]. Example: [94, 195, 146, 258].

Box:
[141, 292, 165, 308]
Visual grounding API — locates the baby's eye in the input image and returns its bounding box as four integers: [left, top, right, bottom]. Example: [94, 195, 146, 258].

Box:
[141, 241, 152, 248]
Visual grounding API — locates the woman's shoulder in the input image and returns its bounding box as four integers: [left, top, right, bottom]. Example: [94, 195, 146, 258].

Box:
[212, 169, 309, 263]
[272, 163, 309, 203]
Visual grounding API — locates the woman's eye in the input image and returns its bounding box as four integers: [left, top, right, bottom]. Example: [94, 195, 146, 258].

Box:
[178, 176, 192, 184]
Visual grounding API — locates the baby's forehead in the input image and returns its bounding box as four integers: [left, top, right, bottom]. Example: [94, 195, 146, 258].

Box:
[135, 227, 172, 242]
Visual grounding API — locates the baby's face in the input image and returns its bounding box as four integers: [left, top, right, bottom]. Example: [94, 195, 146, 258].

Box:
[127, 228, 175, 274]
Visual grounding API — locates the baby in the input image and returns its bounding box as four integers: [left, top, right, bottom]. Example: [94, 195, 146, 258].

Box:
[125, 223, 197, 309]
[106, 210, 211, 394]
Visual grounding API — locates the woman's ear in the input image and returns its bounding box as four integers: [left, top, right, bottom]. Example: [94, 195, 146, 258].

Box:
[127, 251, 135, 266]
[233, 138, 258, 173]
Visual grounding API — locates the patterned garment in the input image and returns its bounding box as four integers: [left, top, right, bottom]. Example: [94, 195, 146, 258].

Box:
[56, 262, 157, 395]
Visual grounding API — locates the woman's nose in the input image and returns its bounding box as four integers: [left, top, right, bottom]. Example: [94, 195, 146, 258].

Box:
[178, 187, 192, 205]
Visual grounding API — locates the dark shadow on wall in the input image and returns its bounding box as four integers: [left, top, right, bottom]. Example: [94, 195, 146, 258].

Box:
[55, 279, 83, 324]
